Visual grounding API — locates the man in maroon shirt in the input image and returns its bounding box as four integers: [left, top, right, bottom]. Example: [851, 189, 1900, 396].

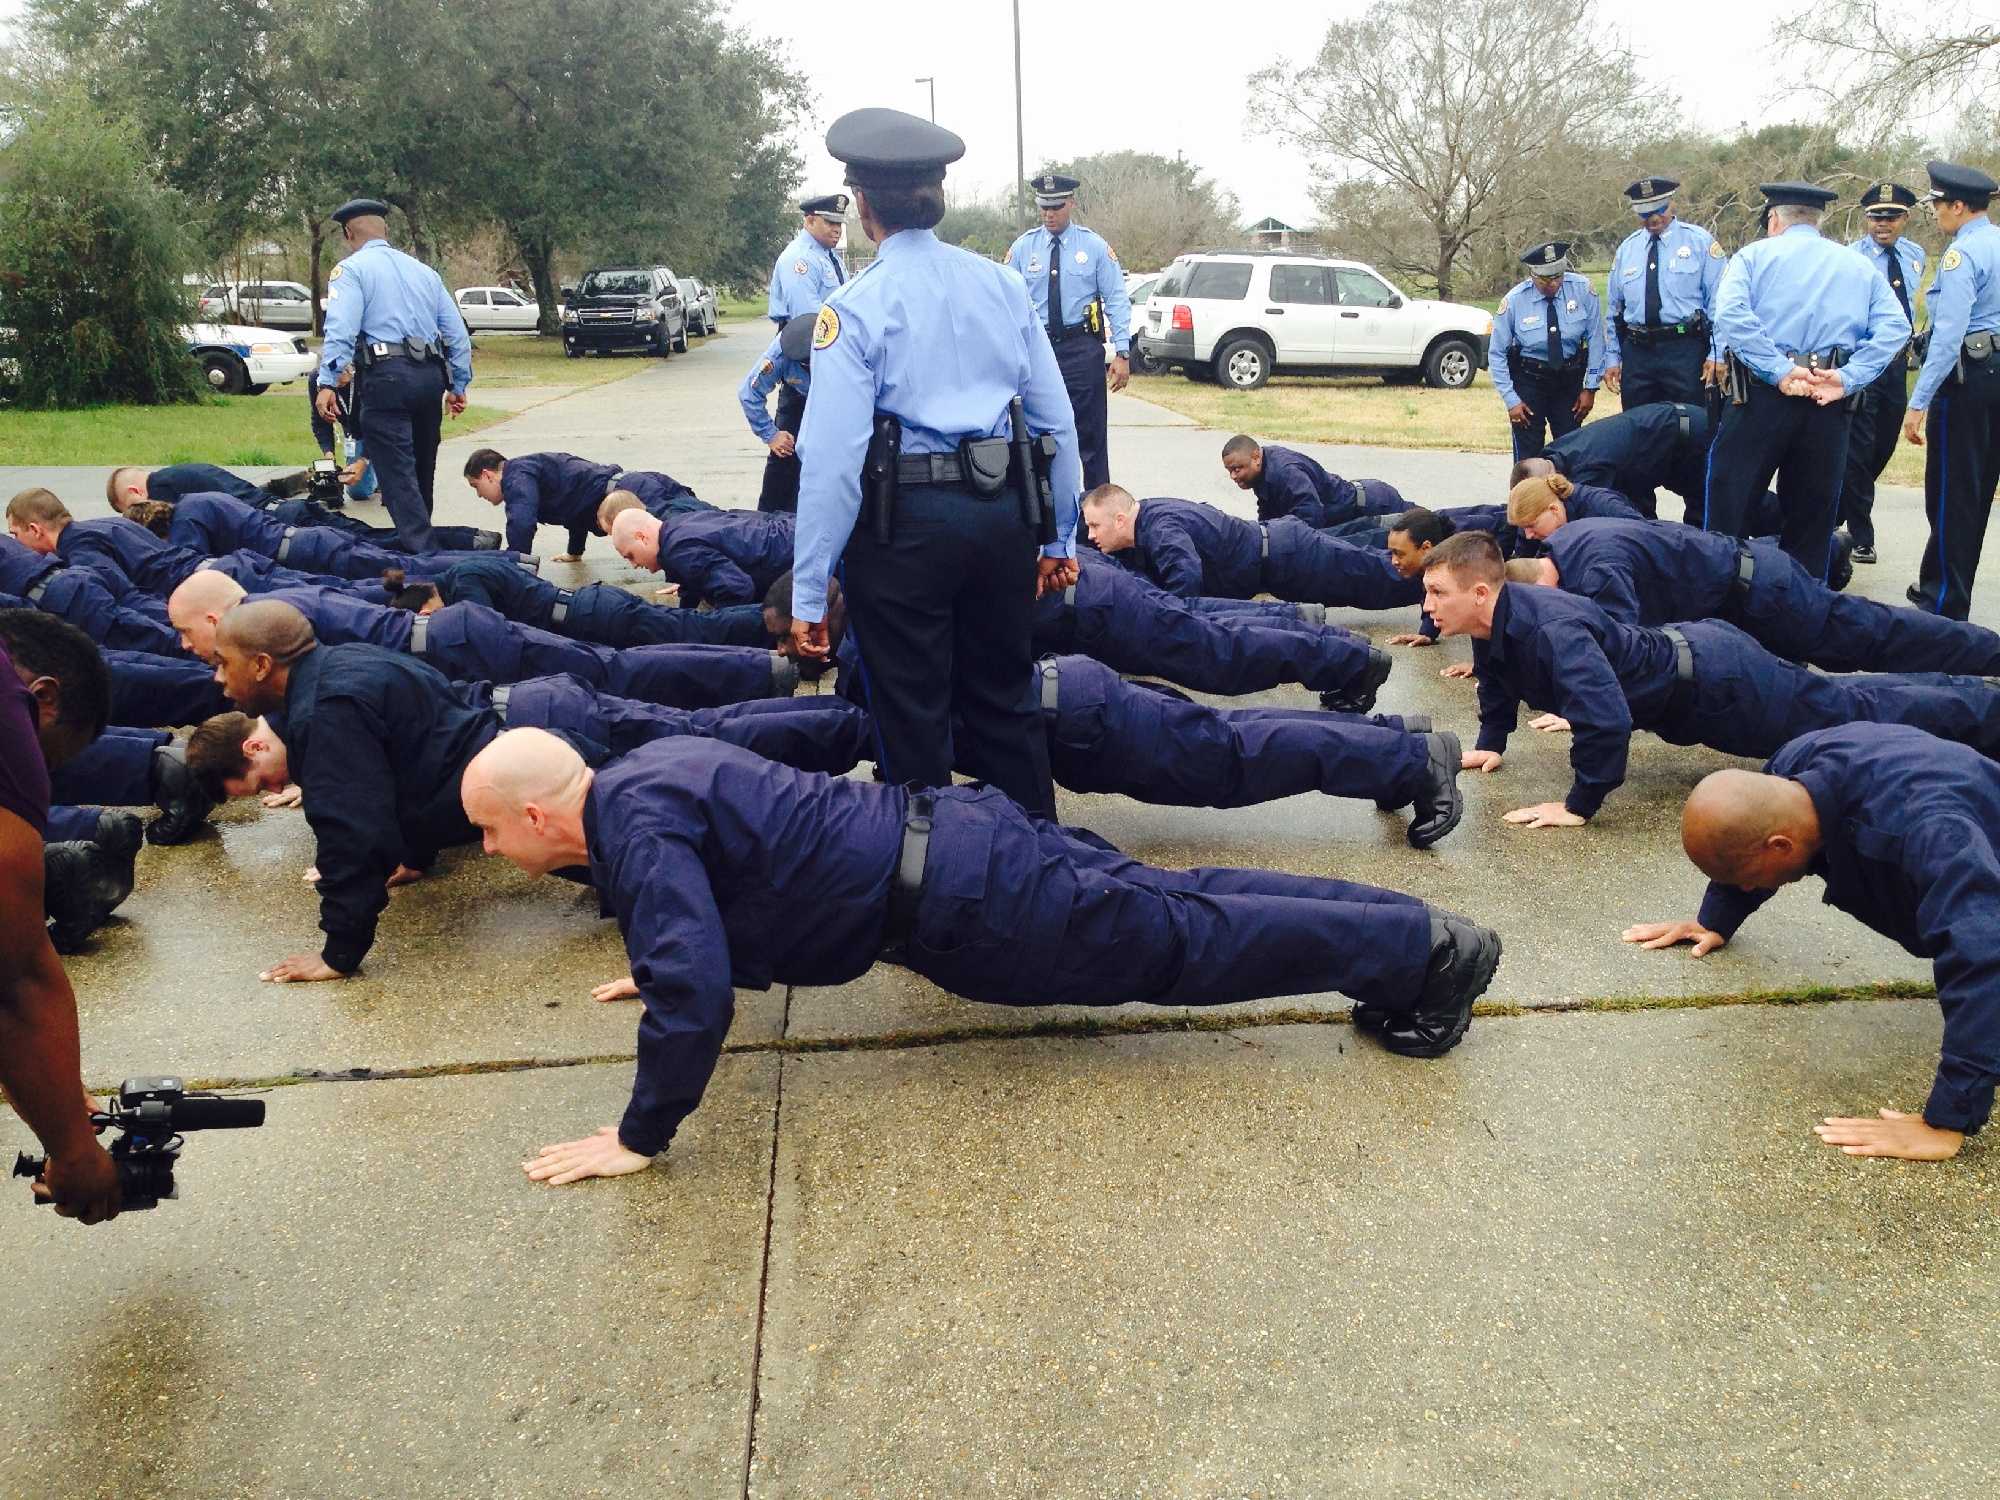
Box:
[0, 610, 120, 1221]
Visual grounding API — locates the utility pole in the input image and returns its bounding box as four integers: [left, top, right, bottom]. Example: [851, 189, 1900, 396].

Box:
[914, 76, 935, 123]
[1013, 0, 1027, 228]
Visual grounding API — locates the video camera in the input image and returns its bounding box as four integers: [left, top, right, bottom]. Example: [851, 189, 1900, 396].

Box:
[306, 456, 345, 507]
[14, 1076, 265, 1211]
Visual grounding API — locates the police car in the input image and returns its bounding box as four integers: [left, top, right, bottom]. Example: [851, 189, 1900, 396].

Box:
[186, 322, 317, 396]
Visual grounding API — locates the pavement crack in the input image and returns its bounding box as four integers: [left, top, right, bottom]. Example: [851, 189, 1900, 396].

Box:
[739, 983, 790, 1499]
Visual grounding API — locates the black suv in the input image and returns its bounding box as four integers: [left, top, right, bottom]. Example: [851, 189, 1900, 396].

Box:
[561, 265, 689, 357]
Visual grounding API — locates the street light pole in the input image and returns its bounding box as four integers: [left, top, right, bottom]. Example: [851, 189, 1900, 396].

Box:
[914, 76, 935, 123]
[1013, 0, 1027, 228]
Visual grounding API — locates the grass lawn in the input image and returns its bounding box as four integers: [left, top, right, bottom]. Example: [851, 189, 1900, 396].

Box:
[1130, 371, 1928, 489]
[460, 332, 647, 390]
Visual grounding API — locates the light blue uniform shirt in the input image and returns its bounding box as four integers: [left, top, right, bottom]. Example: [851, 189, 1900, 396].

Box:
[1713, 224, 1910, 391]
[738, 334, 809, 444]
[791, 228, 1083, 623]
[1604, 217, 1725, 363]
[317, 238, 473, 394]
[1911, 216, 2000, 411]
[1487, 272, 1604, 407]
[1005, 223, 1133, 353]
[767, 227, 846, 325]
[1847, 232, 1928, 320]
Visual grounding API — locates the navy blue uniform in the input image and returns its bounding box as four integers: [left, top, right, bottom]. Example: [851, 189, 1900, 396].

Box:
[1131, 500, 1422, 611]
[103, 648, 227, 728]
[1034, 655, 1429, 810]
[654, 511, 795, 608]
[58, 518, 372, 600]
[164, 493, 504, 581]
[1697, 723, 2000, 1134]
[261, 497, 495, 555]
[437, 556, 767, 649]
[0, 542, 180, 657]
[1472, 583, 2000, 818]
[1251, 446, 1406, 529]
[1545, 519, 2000, 673]
[1033, 554, 1382, 697]
[618, 471, 714, 523]
[45, 726, 172, 840]
[146, 463, 277, 505]
[585, 739, 1433, 1154]
[498, 452, 622, 556]
[1545, 401, 1709, 518]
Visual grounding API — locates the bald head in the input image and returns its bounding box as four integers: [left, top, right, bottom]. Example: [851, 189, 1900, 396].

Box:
[461, 728, 594, 876]
[343, 213, 388, 243]
[167, 570, 250, 660]
[610, 507, 663, 571]
[212, 599, 315, 714]
[1680, 768, 1820, 889]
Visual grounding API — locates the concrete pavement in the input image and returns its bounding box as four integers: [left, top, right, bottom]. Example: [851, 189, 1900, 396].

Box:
[3, 339, 1997, 1496]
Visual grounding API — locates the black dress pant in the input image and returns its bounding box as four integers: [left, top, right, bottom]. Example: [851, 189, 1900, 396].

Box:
[840, 483, 1055, 817]
[759, 385, 804, 514]
[1508, 361, 1586, 460]
[1702, 378, 1853, 581]
[1915, 359, 2000, 620]
[1054, 333, 1110, 491]
[1619, 332, 1708, 410]
[355, 356, 446, 552]
[1837, 361, 1908, 551]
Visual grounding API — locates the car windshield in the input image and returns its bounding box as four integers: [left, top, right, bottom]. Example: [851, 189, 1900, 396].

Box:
[1129, 278, 1157, 303]
[581, 271, 650, 296]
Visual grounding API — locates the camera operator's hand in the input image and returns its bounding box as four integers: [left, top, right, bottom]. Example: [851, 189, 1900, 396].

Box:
[36, 1138, 121, 1223]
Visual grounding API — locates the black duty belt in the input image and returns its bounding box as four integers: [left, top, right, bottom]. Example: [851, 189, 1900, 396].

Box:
[1051, 324, 1100, 344]
[1037, 658, 1061, 714]
[881, 791, 935, 952]
[1661, 625, 1696, 683]
[490, 683, 512, 722]
[408, 612, 430, 655]
[24, 579, 48, 604]
[275, 527, 298, 564]
[1623, 316, 1709, 342]
[550, 589, 573, 626]
[1787, 348, 1851, 370]
[893, 449, 1019, 489]
[364, 339, 440, 362]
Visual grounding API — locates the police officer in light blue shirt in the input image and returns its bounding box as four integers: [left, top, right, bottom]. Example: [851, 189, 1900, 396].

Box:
[1835, 181, 1925, 564]
[738, 314, 815, 514]
[767, 193, 849, 326]
[1905, 160, 2000, 620]
[791, 107, 1081, 818]
[315, 198, 473, 556]
[1488, 241, 1604, 462]
[1603, 177, 1726, 408]
[1705, 182, 1910, 580]
[1006, 174, 1131, 491]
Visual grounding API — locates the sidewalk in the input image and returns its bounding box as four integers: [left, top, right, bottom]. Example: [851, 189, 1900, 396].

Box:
[3, 347, 1995, 1498]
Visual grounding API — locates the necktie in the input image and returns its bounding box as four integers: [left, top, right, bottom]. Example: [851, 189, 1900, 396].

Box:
[1643, 235, 1662, 326]
[828, 247, 844, 286]
[1047, 233, 1063, 343]
[1883, 242, 1910, 324]
[1544, 295, 1562, 368]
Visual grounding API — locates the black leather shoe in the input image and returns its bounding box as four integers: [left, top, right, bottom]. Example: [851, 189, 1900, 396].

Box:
[43, 842, 105, 954]
[146, 743, 215, 846]
[1827, 530, 1854, 592]
[1850, 545, 1876, 564]
[1320, 647, 1393, 714]
[1405, 731, 1464, 849]
[1375, 911, 1502, 1058]
[1907, 583, 1930, 607]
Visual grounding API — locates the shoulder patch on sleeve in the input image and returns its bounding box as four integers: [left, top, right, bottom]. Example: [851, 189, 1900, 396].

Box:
[1708, 241, 1724, 258]
[793, 259, 810, 276]
[328, 264, 344, 281]
[1941, 248, 1963, 272]
[813, 305, 840, 351]
[760, 359, 774, 374]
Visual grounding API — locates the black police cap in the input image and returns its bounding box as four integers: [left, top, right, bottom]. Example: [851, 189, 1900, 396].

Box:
[1860, 181, 1917, 214]
[1758, 182, 1839, 211]
[1032, 173, 1080, 206]
[778, 312, 817, 364]
[825, 108, 966, 189]
[1624, 177, 1679, 209]
[1926, 160, 1998, 207]
[799, 193, 850, 221]
[1520, 240, 1572, 272]
[331, 197, 390, 226]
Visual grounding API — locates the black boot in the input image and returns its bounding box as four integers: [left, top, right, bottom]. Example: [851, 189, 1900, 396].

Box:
[90, 810, 144, 913]
[147, 742, 216, 846]
[43, 841, 108, 954]
[1404, 731, 1464, 849]
[1320, 647, 1393, 714]
[1827, 530, 1854, 593]
[1373, 910, 1502, 1058]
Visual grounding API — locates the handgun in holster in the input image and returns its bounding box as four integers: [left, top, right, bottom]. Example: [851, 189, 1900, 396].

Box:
[1008, 398, 1058, 546]
[1724, 351, 1750, 406]
[863, 414, 901, 544]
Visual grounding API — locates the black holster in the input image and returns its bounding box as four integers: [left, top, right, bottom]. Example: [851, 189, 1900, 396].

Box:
[863, 414, 901, 543]
[1007, 398, 1056, 545]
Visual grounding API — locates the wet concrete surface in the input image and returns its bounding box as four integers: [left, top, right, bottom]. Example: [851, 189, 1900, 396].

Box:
[3, 347, 1996, 1494]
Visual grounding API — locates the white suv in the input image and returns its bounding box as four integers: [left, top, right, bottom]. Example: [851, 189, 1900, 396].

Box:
[1137, 251, 1492, 391]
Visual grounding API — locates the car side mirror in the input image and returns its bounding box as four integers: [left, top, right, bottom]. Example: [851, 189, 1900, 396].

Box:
[1388, 295, 1403, 310]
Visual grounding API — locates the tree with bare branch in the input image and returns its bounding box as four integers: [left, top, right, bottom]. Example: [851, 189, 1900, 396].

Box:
[1773, 3, 1998, 146]
[1249, 0, 1666, 300]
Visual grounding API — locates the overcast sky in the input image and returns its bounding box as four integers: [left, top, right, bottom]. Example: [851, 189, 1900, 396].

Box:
[721, 0, 1810, 224]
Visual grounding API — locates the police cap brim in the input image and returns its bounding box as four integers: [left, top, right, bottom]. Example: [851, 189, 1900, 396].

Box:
[826, 108, 966, 189]
[331, 197, 390, 226]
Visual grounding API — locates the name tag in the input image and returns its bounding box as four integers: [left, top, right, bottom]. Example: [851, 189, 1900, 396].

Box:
[1521, 314, 1543, 328]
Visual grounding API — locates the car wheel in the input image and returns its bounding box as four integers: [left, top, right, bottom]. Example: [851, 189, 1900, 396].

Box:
[653, 326, 671, 358]
[199, 352, 250, 395]
[246, 383, 271, 396]
[1127, 340, 1151, 376]
[672, 322, 689, 353]
[1214, 337, 1271, 390]
[1424, 338, 1478, 390]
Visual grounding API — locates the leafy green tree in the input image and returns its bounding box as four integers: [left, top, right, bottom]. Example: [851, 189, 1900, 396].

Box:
[0, 86, 202, 406]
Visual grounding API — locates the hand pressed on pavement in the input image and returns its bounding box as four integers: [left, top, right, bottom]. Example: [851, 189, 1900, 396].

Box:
[591, 974, 639, 1003]
[1461, 749, 1503, 773]
[260, 953, 346, 983]
[1621, 919, 1726, 956]
[1814, 1109, 1963, 1160]
[524, 1125, 654, 1186]
[1502, 801, 1586, 828]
